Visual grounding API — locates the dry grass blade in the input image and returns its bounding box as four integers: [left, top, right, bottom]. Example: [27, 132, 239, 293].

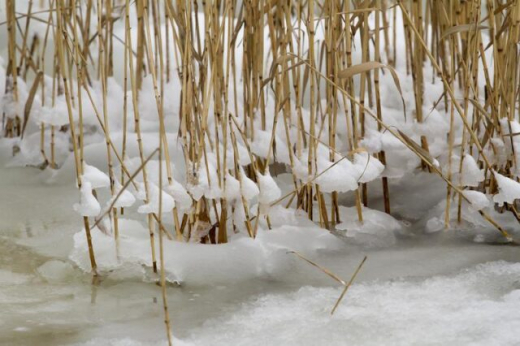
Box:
[440, 24, 488, 40]
[337, 61, 406, 118]
[288, 251, 346, 285]
[338, 61, 386, 79]
[21, 71, 43, 138]
[288, 251, 368, 315]
[331, 256, 367, 315]
[397, 130, 436, 167]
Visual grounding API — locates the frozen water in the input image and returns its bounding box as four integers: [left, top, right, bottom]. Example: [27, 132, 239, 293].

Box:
[37, 260, 76, 284]
[2, 149, 520, 345]
[181, 261, 520, 346]
[0, 3, 519, 345]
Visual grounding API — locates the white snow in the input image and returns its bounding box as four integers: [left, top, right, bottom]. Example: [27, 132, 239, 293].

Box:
[82, 163, 111, 189]
[335, 206, 402, 247]
[460, 154, 485, 187]
[352, 152, 385, 183]
[109, 180, 136, 208]
[463, 190, 490, 211]
[137, 183, 175, 215]
[165, 180, 192, 213]
[257, 172, 282, 205]
[1, 4, 519, 346]
[240, 169, 260, 201]
[73, 182, 101, 217]
[181, 261, 520, 346]
[224, 173, 241, 201]
[492, 171, 520, 206]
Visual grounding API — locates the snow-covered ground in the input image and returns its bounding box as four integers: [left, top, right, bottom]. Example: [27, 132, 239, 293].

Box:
[1, 146, 520, 345]
[1, 2, 520, 345]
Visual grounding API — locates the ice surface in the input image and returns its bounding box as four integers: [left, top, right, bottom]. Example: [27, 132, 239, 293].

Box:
[36, 260, 75, 284]
[0, 269, 31, 286]
[3, 163, 520, 346]
[180, 261, 520, 346]
[74, 338, 184, 346]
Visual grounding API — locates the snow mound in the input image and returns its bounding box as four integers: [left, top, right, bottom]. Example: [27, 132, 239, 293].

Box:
[240, 169, 259, 201]
[493, 171, 520, 206]
[335, 206, 402, 247]
[257, 172, 281, 205]
[73, 182, 101, 217]
[460, 154, 485, 187]
[82, 163, 110, 189]
[109, 180, 136, 208]
[69, 216, 341, 285]
[165, 180, 192, 213]
[137, 183, 175, 214]
[463, 190, 490, 211]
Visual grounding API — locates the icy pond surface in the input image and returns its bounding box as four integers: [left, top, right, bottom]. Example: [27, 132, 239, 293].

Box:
[1, 149, 520, 346]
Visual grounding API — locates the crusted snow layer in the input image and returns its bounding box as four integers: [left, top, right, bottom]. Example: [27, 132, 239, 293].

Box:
[180, 261, 520, 346]
[462, 190, 490, 211]
[493, 171, 520, 206]
[257, 172, 282, 205]
[82, 163, 111, 189]
[335, 206, 402, 247]
[460, 155, 485, 187]
[70, 213, 342, 285]
[73, 182, 101, 217]
[109, 180, 136, 208]
[137, 183, 175, 215]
